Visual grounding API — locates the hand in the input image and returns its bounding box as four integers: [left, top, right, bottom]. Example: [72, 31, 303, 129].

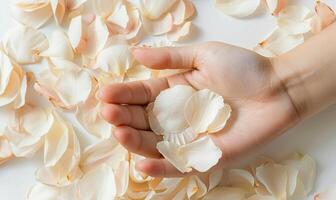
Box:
[100, 42, 299, 177]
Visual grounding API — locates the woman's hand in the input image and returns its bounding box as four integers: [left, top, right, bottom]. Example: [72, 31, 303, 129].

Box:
[99, 42, 299, 177]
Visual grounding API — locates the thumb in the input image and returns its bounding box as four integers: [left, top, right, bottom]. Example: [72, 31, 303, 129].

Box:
[132, 45, 199, 70]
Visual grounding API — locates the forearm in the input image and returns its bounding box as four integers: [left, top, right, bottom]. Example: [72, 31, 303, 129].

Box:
[272, 22, 336, 119]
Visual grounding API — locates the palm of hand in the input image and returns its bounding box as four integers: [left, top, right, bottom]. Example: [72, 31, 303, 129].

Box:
[100, 42, 298, 177]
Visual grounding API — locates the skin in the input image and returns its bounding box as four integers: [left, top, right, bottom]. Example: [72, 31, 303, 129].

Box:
[100, 22, 336, 178]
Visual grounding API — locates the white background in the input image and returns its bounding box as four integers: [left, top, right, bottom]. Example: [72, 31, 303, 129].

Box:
[1, 0, 336, 199]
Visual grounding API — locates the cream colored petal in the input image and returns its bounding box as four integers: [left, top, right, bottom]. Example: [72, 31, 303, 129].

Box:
[167, 21, 192, 42]
[3, 26, 48, 64]
[254, 30, 304, 57]
[208, 104, 232, 133]
[215, 0, 261, 18]
[50, 0, 66, 24]
[54, 69, 92, 107]
[0, 69, 22, 107]
[183, 0, 195, 20]
[266, 0, 286, 15]
[82, 17, 109, 58]
[37, 123, 82, 186]
[0, 52, 14, 95]
[77, 164, 116, 200]
[13, 72, 27, 109]
[91, 0, 119, 18]
[76, 90, 113, 139]
[208, 169, 223, 190]
[186, 175, 207, 199]
[171, 0, 186, 25]
[107, 3, 130, 29]
[157, 136, 222, 173]
[141, 0, 178, 20]
[15, 0, 49, 11]
[95, 43, 133, 76]
[204, 187, 246, 200]
[0, 137, 13, 165]
[256, 163, 288, 200]
[281, 153, 316, 194]
[41, 30, 74, 60]
[143, 13, 174, 35]
[277, 6, 316, 35]
[27, 183, 77, 200]
[115, 160, 129, 197]
[152, 85, 195, 134]
[125, 65, 152, 82]
[44, 112, 69, 166]
[228, 169, 255, 191]
[68, 15, 85, 52]
[80, 138, 128, 172]
[184, 89, 227, 134]
[11, 4, 52, 28]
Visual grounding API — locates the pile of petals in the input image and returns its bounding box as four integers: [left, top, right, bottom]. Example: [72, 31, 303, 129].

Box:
[147, 85, 231, 173]
[204, 153, 317, 200]
[0, 0, 328, 199]
[215, 0, 336, 57]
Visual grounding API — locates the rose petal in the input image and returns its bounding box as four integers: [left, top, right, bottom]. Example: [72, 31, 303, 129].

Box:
[157, 136, 222, 173]
[3, 26, 48, 64]
[266, 0, 286, 15]
[167, 21, 192, 42]
[204, 187, 246, 200]
[11, 3, 52, 28]
[215, 0, 261, 18]
[143, 13, 174, 35]
[140, 0, 178, 19]
[41, 30, 74, 60]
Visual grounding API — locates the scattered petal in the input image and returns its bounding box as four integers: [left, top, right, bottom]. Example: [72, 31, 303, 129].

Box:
[215, 0, 261, 18]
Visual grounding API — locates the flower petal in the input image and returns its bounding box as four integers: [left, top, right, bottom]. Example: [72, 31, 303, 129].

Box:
[77, 164, 116, 200]
[157, 136, 222, 173]
[3, 26, 48, 64]
[204, 187, 246, 200]
[11, 3, 52, 28]
[266, 0, 286, 15]
[143, 13, 174, 35]
[41, 30, 74, 60]
[215, 0, 261, 18]
[140, 0, 178, 19]
[167, 21, 192, 42]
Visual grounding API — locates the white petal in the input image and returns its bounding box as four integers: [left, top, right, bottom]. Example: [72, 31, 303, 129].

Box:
[125, 65, 152, 81]
[186, 175, 207, 199]
[157, 136, 222, 173]
[3, 26, 48, 64]
[107, 3, 130, 29]
[208, 169, 223, 190]
[37, 123, 82, 186]
[67, 0, 88, 10]
[185, 89, 229, 134]
[95, 43, 133, 76]
[247, 194, 277, 200]
[82, 17, 109, 58]
[256, 163, 288, 199]
[281, 153, 316, 194]
[80, 138, 128, 172]
[54, 69, 92, 107]
[11, 3, 52, 28]
[76, 91, 113, 139]
[254, 29, 304, 57]
[228, 169, 255, 191]
[153, 85, 195, 134]
[68, 15, 85, 52]
[115, 160, 129, 197]
[50, 0, 66, 24]
[77, 164, 116, 200]
[27, 183, 77, 200]
[204, 187, 246, 200]
[215, 0, 261, 18]
[167, 21, 192, 42]
[44, 112, 69, 166]
[41, 30, 74, 60]
[91, 0, 119, 18]
[0, 137, 13, 165]
[140, 0, 178, 19]
[277, 6, 316, 35]
[143, 13, 174, 35]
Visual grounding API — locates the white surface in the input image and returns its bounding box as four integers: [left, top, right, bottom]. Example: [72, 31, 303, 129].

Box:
[1, 0, 336, 199]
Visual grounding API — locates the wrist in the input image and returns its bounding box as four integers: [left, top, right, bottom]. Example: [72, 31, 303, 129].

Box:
[271, 23, 336, 120]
